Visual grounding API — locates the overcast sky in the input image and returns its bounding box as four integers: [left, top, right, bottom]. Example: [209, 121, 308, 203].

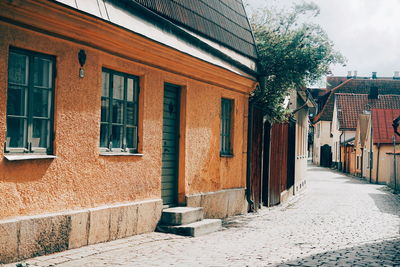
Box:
[245, 0, 400, 79]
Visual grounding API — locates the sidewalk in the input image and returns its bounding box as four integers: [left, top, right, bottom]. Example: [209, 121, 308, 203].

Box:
[6, 164, 400, 266]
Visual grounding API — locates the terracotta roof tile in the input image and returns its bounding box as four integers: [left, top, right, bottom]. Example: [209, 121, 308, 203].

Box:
[372, 109, 400, 144]
[313, 79, 400, 123]
[336, 94, 400, 130]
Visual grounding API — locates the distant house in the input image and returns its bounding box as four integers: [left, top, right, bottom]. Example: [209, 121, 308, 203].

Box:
[331, 94, 400, 170]
[312, 75, 400, 167]
[0, 0, 258, 263]
[355, 109, 400, 185]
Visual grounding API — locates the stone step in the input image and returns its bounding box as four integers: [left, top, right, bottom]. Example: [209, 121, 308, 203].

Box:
[157, 219, 222, 237]
[160, 207, 203, 226]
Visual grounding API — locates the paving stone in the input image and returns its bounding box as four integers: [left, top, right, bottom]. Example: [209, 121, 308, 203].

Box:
[7, 165, 400, 266]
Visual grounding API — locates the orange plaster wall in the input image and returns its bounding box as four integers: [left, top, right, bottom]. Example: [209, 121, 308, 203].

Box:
[0, 21, 251, 219]
[184, 86, 247, 194]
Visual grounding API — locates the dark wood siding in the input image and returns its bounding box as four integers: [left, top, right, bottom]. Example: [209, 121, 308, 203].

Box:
[269, 123, 289, 206]
[249, 105, 264, 210]
[287, 119, 296, 189]
[262, 121, 271, 206]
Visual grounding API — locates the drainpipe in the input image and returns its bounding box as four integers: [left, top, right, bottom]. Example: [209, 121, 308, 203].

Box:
[369, 115, 373, 183]
[246, 102, 254, 211]
[339, 132, 343, 169]
[361, 147, 364, 178]
[393, 136, 397, 192]
[343, 131, 346, 172]
[376, 143, 380, 184]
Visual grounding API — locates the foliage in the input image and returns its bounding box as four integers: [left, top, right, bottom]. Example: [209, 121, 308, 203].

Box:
[250, 2, 346, 122]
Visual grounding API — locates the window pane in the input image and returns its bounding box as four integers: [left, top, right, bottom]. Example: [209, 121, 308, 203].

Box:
[112, 100, 123, 123]
[32, 119, 49, 148]
[127, 78, 135, 102]
[113, 74, 124, 100]
[6, 117, 26, 148]
[9, 52, 28, 85]
[221, 99, 232, 154]
[126, 102, 136, 126]
[100, 124, 109, 148]
[33, 57, 52, 88]
[32, 88, 50, 117]
[101, 98, 109, 123]
[112, 125, 123, 148]
[7, 86, 26, 116]
[102, 72, 109, 97]
[126, 127, 137, 149]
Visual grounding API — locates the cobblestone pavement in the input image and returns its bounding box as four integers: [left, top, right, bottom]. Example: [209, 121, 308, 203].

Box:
[7, 164, 400, 266]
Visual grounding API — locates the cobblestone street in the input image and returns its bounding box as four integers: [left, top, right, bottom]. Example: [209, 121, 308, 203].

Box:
[7, 164, 400, 267]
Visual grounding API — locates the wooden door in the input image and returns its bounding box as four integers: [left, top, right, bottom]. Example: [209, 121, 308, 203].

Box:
[161, 84, 180, 205]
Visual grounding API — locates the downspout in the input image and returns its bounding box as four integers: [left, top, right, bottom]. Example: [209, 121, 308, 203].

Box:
[369, 115, 373, 183]
[361, 147, 364, 178]
[376, 143, 380, 184]
[343, 131, 346, 172]
[339, 132, 343, 169]
[246, 102, 254, 211]
[393, 136, 397, 191]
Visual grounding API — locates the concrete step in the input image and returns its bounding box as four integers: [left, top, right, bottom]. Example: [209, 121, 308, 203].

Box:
[157, 219, 222, 237]
[160, 207, 203, 226]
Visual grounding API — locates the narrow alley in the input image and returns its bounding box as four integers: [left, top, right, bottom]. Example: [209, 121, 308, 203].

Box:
[8, 164, 400, 267]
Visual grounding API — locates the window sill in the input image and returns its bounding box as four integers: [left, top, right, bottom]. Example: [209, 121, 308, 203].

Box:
[220, 154, 234, 158]
[5, 154, 57, 161]
[100, 152, 144, 157]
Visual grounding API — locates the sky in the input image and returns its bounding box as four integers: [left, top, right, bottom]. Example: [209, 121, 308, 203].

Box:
[245, 0, 400, 79]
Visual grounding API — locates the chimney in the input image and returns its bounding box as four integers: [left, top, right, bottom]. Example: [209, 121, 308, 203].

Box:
[394, 71, 400, 80]
[353, 70, 358, 78]
[347, 71, 352, 78]
[372, 72, 377, 79]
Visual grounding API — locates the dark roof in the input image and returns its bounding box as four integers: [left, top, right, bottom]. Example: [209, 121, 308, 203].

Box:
[372, 109, 400, 144]
[132, 0, 257, 59]
[313, 79, 400, 123]
[326, 77, 349, 90]
[336, 94, 400, 130]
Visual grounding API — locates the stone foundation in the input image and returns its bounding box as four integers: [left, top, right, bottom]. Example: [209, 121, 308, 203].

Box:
[0, 199, 162, 264]
[186, 188, 247, 219]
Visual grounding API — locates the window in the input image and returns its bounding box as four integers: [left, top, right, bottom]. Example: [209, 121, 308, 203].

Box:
[100, 68, 139, 153]
[5, 48, 55, 154]
[220, 98, 233, 156]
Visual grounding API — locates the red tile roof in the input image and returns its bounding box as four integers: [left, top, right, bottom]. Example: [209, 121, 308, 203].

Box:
[313, 79, 400, 123]
[372, 109, 400, 144]
[336, 94, 400, 130]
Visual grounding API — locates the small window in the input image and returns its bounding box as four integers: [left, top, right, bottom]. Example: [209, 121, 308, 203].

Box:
[220, 98, 233, 156]
[100, 68, 139, 153]
[5, 48, 55, 154]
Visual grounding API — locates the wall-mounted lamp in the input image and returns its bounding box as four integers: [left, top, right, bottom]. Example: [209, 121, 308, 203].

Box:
[78, 49, 86, 78]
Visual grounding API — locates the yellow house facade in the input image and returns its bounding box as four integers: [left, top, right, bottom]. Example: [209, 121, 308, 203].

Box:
[0, 0, 258, 263]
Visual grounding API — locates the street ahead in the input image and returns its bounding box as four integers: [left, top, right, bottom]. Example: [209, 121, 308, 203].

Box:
[9, 164, 400, 266]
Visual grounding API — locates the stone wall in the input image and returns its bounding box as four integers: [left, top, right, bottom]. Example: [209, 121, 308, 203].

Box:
[186, 188, 247, 218]
[0, 199, 162, 264]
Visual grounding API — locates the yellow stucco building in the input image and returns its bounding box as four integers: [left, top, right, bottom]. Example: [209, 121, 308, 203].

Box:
[0, 0, 258, 263]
